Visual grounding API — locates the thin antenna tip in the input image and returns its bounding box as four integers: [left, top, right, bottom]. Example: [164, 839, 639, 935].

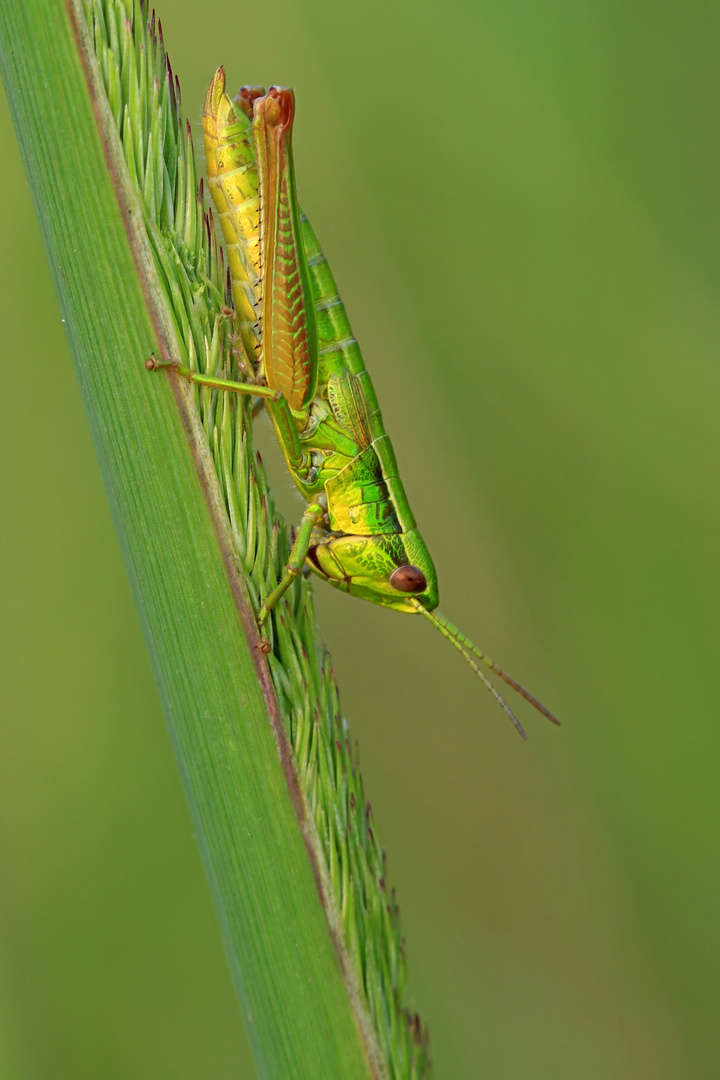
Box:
[509, 716, 528, 740]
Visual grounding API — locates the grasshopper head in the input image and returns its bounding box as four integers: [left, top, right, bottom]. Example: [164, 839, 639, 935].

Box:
[312, 528, 439, 613]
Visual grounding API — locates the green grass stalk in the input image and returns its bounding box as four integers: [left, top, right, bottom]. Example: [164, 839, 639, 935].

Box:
[0, 1, 431, 1076]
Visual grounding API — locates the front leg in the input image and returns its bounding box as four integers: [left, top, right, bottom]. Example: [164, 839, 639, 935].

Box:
[258, 501, 325, 626]
[146, 355, 305, 467]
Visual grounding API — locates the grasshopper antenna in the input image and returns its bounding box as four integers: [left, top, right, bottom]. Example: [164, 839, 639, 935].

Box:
[410, 600, 560, 737]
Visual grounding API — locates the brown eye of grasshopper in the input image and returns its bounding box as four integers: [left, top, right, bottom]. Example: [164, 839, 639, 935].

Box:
[390, 565, 427, 593]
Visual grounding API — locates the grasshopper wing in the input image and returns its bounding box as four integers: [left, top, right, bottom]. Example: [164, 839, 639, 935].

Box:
[254, 89, 318, 413]
[327, 371, 373, 450]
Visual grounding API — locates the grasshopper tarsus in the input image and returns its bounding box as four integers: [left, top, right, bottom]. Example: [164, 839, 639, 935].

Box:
[145, 354, 178, 372]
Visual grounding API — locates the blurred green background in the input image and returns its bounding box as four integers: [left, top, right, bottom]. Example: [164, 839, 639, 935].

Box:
[1, 0, 718, 1076]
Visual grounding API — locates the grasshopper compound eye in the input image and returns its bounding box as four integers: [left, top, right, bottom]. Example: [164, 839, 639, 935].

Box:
[389, 565, 427, 593]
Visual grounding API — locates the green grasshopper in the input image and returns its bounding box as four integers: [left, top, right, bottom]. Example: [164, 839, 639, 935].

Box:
[148, 68, 558, 739]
